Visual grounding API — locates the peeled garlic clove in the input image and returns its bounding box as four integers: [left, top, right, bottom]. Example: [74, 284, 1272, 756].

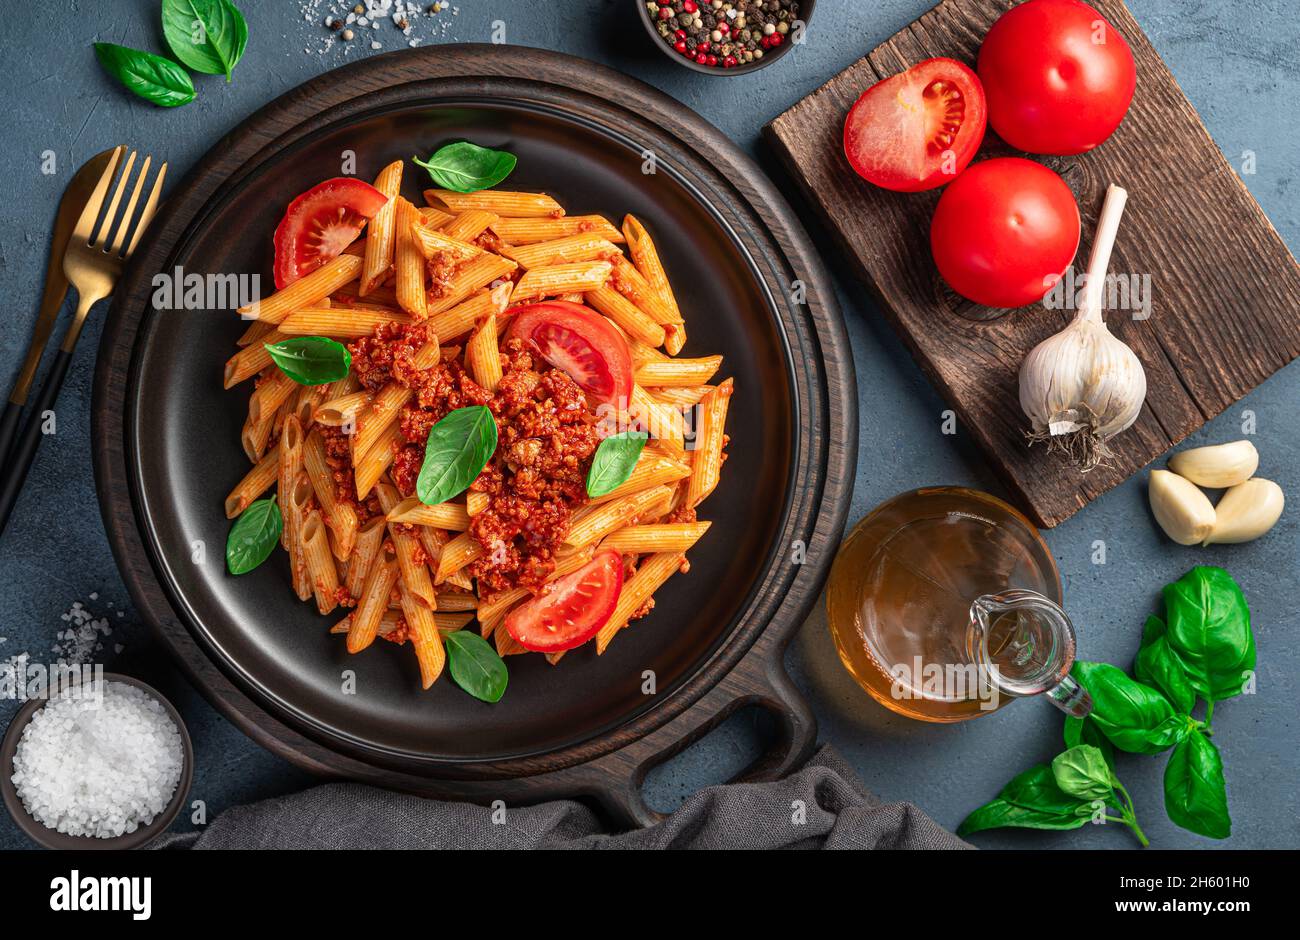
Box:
[1203, 478, 1284, 545]
[1168, 440, 1259, 488]
[1149, 469, 1216, 545]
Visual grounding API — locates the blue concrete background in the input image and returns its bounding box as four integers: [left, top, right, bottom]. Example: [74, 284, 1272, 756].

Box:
[1, 1, 1296, 849]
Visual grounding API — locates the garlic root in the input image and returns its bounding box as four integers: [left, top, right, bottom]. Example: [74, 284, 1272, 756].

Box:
[1203, 478, 1284, 545]
[1149, 469, 1216, 545]
[1168, 440, 1259, 488]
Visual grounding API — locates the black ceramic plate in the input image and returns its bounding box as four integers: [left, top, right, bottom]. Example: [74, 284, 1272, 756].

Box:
[96, 47, 854, 811]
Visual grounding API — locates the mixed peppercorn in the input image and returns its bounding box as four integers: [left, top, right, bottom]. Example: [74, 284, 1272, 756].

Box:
[646, 0, 802, 69]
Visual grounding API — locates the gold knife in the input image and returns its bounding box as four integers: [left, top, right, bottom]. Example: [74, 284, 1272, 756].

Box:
[0, 148, 117, 464]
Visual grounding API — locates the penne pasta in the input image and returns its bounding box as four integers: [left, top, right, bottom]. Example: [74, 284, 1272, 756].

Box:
[375, 483, 437, 611]
[631, 384, 685, 455]
[351, 382, 412, 467]
[236, 254, 363, 324]
[437, 209, 500, 244]
[386, 497, 471, 530]
[501, 234, 619, 270]
[224, 444, 280, 518]
[279, 307, 410, 338]
[623, 215, 686, 354]
[425, 189, 563, 218]
[286, 472, 314, 601]
[361, 161, 403, 295]
[411, 222, 483, 265]
[294, 383, 329, 429]
[277, 416, 304, 548]
[588, 453, 692, 505]
[345, 516, 386, 601]
[634, 356, 722, 388]
[302, 429, 358, 560]
[465, 490, 490, 517]
[596, 553, 686, 654]
[426, 282, 512, 343]
[608, 255, 678, 331]
[426, 254, 517, 315]
[434, 612, 475, 634]
[399, 583, 445, 689]
[314, 390, 371, 428]
[434, 531, 484, 584]
[564, 485, 674, 551]
[512, 261, 611, 303]
[686, 377, 733, 508]
[224, 330, 286, 388]
[433, 592, 477, 612]
[418, 206, 455, 229]
[489, 215, 623, 245]
[601, 522, 711, 554]
[585, 284, 667, 349]
[353, 420, 403, 500]
[393, 197, 428, 320]
[465, 312, 502, 392]
[301, 510, 341, 615]
[648, 385, 714, 409]
[348, 548, 399, 654]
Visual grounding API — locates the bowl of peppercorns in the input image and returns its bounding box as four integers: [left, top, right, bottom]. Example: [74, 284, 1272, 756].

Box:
[638, 0, 814, 75]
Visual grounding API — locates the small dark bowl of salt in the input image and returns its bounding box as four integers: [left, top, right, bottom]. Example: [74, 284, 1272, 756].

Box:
[1, 672, 193, 850]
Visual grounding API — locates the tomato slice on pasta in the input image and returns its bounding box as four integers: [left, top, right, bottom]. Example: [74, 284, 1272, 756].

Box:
[506, 301, 634, 407]
[272, 178, 388, 289]
[505, 549, 624, 652]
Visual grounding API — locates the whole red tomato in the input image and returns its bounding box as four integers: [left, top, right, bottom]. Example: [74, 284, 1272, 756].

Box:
[978, 0, 1136, 155]
[930, 158, 1080, 309]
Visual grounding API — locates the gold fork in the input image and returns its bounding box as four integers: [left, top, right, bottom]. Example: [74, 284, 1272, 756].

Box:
[0, 145, 167, 536]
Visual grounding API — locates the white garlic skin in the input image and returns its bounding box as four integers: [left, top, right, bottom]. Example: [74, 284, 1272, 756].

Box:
[1019, 317, 1147, 440]
[1149, 469, 1216, 545]
[1168, 440, 1259, 488]
[1204, 478, 1284, 545]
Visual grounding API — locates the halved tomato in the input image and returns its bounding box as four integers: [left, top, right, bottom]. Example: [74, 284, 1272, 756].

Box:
[272, 178, 389, 289]
[506, 301, 633, 406]
[505, 549, 624, 653]
[844, 57, 987, 193]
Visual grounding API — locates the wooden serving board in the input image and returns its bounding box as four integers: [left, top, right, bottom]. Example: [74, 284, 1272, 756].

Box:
[764, 0, 1300, 527]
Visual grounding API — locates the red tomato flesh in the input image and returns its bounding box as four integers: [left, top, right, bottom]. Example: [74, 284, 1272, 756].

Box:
[506, 301, 634, 407]
[844, 57, 987, 193]
[978, 0, 1136, 155]
[505, 549, 624, 653]
[272, 178, 388, 289]
[929, 157, 1080, 309]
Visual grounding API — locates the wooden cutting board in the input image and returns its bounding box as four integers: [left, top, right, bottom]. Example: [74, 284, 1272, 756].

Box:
[764, 0, 1300, 527]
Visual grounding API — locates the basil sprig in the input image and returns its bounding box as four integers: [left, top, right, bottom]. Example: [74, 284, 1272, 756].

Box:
[444, 630, 508, 703]
[264, 337, 352, 385]
[586, 431, 648, 498]
[226, 496, 282, 575]
[961, 566, 1251, 845]
[414, 142, 517, 194]
[417, 405, 498, 506]
[161, 0, 249, 81]
[93, 43, 196, 108]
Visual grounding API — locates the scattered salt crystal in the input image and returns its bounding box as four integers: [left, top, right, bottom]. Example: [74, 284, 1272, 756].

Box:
[12, 680, 184, 839]
[371, 41, 382, 50]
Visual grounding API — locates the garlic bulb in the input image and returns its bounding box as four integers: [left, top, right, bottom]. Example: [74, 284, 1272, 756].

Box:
[1019, 185, 1147, 471]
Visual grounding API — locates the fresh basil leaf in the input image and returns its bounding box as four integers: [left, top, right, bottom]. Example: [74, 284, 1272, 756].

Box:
[1134, 616, 1198, 714]
[957, 798, 1090, 836]
[416, 405, 498, 506]
[958, 765, 1090, 836]
[444, 630, 508, 703]
[1162, 566, 1255, 703]
[1063, 715, 1115, 770]
[1072, 661, 1179, 754]
[161, 0, 249, 81]
[226, 496, 282, 575]
[93, 43, 196, 108]
[264, 336, 352, 385]
[1164, 730, 1231, 839]
[414, 142, 517, 194]
[586, 431, 649, 498]
[1051, 745, 1114, 803]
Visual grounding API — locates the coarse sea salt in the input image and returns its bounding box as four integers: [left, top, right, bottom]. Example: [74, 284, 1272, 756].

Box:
[11, 680, 184, 839]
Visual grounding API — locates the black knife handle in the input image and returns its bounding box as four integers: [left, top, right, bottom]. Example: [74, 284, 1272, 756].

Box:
[0, 349, 73, 537]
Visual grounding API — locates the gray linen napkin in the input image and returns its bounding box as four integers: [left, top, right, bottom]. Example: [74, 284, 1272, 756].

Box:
[155, 745, 969, 849]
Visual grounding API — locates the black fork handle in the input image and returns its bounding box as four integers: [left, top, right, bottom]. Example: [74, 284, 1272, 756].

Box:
[0, 349, 73, 537]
